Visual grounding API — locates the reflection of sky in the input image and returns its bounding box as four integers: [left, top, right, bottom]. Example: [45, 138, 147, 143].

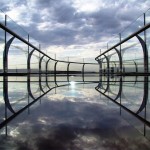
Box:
[0, 82, 150, 150]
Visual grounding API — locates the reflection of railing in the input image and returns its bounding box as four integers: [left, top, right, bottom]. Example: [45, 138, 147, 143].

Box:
[0, 81, 98, 129]
[95, 76, 149, 134]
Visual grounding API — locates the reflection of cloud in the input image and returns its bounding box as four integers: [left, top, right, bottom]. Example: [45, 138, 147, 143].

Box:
[9, 127, 20, 137]
[0, 82, 150, 149]
[0, 97, 150, 149]
[48, 94, 66, 101]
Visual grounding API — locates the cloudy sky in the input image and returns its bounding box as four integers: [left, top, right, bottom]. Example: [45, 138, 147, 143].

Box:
[0, 0, 150, 61]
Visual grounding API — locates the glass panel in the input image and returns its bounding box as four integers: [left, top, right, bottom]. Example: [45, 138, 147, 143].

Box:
[0, 28, 5, 72]
[0, 10, 5, 25]
[0, 76, 5, 124]
[84, 64, 99, 82]
[146, 28, 150, 73]
[7, 80, 28, 112]
[6, 15, 28, 41]
[29, 36, 39, 49]
[8, 38, 28, 73]
[122, 36, 144, 73]
[107, 34, 120, 49]
[69, 63, 82, 82]
[145, 8, 150, 25]
[121, 15, 144, 40]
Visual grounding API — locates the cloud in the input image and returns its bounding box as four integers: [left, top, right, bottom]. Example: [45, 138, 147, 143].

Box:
[0, 0, 150, 60]
[1, 97, 150, 150]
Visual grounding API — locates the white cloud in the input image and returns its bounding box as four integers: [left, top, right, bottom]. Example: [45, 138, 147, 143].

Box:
[72, 0, 103, 13]
[0, 0, 149, 61]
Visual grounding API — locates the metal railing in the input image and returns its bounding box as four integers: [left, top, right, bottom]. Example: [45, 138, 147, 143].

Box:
[95, 9, 150, 76]
[0, 11, 99, 128]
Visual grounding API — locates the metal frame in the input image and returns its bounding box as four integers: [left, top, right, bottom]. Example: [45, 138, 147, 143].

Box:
[95, 17, 150, 129]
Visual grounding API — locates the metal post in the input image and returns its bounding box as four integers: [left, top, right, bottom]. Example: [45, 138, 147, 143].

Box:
[39, 44, 41, 104]
[55, 54, 56, 94]
[119, 33, 122, 115]
[4, 14, 7, 136]
[27, 34, 30, 114]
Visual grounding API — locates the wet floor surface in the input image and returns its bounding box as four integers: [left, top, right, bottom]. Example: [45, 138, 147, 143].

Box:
[0, 83, 150, 150]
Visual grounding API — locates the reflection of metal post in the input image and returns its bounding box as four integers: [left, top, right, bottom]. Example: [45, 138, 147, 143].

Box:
[67, 57, 70, 83]
[133, 60, 138, 73]
[27, 34, 30, 114]
[133, 60, 138, 85]
[144, 75, 148, 136]
[67, 63, 70, 82]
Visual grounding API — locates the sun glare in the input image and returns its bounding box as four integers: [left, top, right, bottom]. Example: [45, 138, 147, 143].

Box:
[70, 81, 76, 88]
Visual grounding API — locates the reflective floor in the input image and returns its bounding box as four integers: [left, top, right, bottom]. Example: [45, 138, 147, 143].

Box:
[0, 75, 150, 150]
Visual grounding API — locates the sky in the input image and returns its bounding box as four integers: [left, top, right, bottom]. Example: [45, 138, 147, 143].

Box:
[0, 0, 150, 61]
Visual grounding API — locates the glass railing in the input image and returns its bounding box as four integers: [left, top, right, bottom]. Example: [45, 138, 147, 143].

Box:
[0, 7, 150, 149]
[96, 8, 150, 74]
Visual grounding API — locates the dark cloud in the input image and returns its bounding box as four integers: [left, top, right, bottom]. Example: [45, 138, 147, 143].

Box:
[51, 3, 76, 23]
[1, 0, 150, 48]
[28, 26, 77, 46]
[22, 0, 150, 47]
